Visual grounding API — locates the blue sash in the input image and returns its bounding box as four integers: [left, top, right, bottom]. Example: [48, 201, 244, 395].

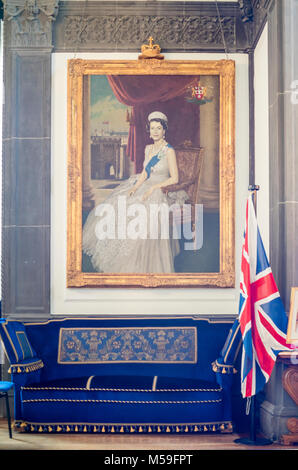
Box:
[145, 144, 172, 178]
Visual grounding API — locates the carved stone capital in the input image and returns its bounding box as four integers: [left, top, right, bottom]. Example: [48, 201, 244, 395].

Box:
[238, 0, 254, 22]
[4, 0, 59, 48]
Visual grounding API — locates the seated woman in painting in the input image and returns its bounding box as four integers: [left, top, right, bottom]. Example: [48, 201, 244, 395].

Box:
[82, 111, 188, 273]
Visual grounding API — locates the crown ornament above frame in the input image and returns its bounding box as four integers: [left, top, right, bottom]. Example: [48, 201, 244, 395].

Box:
[139, 37, 164, 60]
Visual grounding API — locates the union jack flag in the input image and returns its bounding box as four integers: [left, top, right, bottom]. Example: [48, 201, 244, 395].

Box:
[238, 194, 294, 398]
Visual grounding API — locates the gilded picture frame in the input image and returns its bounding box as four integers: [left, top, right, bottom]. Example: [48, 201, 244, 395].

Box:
[67, 58, 235, 288]
[287, 287, 298, 345]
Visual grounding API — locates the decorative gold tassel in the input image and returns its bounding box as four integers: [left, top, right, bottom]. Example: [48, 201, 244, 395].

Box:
[176, 426, 180, 433]
[148, 426, 152, 433]
[194, 426, 199, 432]
[157, 426, 161, 433]
[38, 426, 43, 432]
[204, 425, 208, 432]
[93, 426, 97, 432]
[166, 426, 171, 433]
[212, 425, 216, 432]
[101, 426, 105, 433]
[184, 426, 188, 432]
[139, 426, 143, 433]
[66, 426, 70, 432]
[130, 426, 135, 433]
[120, 426, 124, 433]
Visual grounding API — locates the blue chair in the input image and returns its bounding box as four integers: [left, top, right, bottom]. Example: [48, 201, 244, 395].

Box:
[0, 381, 14, 438]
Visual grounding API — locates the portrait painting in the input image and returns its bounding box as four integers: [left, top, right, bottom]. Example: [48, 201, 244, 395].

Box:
[287, 287, 298, 345]
[67, 59, 235, 288]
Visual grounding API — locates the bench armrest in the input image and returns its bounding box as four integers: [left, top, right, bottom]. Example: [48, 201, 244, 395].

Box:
[212, 318, 242, 389]
[0, 319, 44, 386]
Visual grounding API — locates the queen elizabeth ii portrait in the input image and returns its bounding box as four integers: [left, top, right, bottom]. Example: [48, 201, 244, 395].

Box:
[81, 73, 220, 275]
[67, 58, 236, 287]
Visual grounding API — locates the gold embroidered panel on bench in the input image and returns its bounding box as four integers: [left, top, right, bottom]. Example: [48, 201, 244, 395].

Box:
[58, 327, 197, 364]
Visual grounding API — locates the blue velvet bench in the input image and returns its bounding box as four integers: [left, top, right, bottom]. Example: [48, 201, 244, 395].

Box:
[0, 316, 240, 434]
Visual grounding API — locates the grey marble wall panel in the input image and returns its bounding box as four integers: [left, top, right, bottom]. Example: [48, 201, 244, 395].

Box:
[2, 138, 50, 227]
[14, 139, 49, 226]
[2, 226, 50, 315]
[5, 52, 51, 138]
[14, 53, 51, 138]
[2, 7, 53, 318]
[14, 227, 50, 313]
[2, 140, 15, 228]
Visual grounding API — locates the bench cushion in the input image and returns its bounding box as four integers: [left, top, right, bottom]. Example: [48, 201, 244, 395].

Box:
[0, 320, 38, 363]
[17, 375, 231, 433]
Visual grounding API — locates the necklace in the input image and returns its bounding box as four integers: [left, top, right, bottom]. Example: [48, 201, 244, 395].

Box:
[152, 140, 167, 155]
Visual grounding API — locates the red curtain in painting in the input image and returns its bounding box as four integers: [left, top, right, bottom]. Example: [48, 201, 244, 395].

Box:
[107, 75, 200, 173]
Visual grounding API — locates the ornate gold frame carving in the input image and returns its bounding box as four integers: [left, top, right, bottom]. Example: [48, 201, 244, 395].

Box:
[67, 59, 235, 288]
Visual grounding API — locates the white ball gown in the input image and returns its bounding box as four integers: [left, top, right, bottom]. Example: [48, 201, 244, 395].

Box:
[82, 143, 188, 273]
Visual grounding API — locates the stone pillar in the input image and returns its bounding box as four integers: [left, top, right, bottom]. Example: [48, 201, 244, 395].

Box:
[260, 0, 298, 442]
[2, 1, 59, 319]
[267, 0, 298, 310]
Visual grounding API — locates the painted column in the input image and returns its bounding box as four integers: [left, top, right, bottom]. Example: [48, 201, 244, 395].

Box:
[260, 0, 298, 442]
[267, 0, 298, 310]
[2, 1, 59, 319]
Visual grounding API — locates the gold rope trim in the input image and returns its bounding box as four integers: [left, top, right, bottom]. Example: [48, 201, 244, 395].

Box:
[22, 398, 222, 404]
[22, 385, 222, 393]
[8, 360, 44, 374]
[14, 421, 233, 434]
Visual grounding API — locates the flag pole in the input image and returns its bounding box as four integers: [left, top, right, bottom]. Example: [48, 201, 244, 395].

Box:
[234, 185, 272, 446]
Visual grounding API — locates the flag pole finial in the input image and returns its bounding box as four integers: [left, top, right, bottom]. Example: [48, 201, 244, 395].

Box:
[248, 185, 260, 191]
[248, 185, 260, 212]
